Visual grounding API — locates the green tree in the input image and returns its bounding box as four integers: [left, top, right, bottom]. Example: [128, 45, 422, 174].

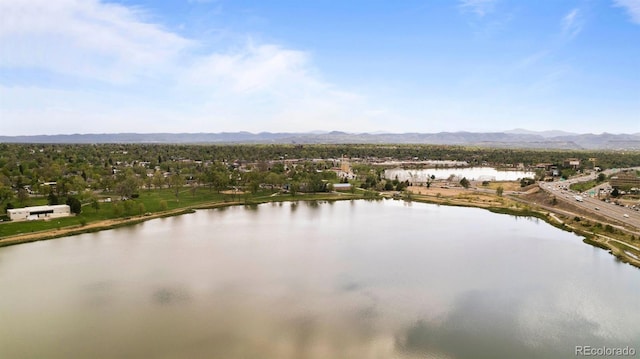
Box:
[248, 179, 260, 194]
[152, 171, 165, 189]
[496, 186, 504, 197]
[112, 203, 123, 216]
[271, 162, 285, 174]
[47, 192, 59, 205]
[170, 174, 185, 202]
[145, 175, 153, 192]
[5, 202, 15, 213]
[309, 173, 325, 193]
[289, 182, 299, 197]
[66, 196, 82, 214]
[16, 188, 29, 205]
[115, 172, 140, 199]
[460, 177, 470, 189]
[90, 198, 100, 213]
[265, 172, 283, 190]
[0, 185, 14, 210]
[213, 171, 229, 193]
[123, 200, 135, 215]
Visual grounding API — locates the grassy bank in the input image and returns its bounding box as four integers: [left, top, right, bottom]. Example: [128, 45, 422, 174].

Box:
[0, 189, 365, 247]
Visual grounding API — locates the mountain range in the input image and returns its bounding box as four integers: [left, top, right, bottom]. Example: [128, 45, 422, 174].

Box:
[1, 130, 640, 150]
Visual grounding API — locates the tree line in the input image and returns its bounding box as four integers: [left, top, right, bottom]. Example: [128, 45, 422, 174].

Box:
[1, 143, 638, 213]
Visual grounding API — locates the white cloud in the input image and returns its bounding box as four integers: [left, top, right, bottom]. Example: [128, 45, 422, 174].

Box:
[0, 0, 193, 84]
[0, 0, 388, 135]
[458, 0, 498, 17]
[185, 43, 314, 94]
[562, 8, 583, 39]
[613, 0, 640, 24]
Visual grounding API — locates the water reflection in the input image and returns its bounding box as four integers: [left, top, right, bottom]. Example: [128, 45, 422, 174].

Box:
[306, 200, 319, 208]
[0, 200, 639, 359]
[152, 287, 191, 305]
[244, 203, 259, 211]
[395, 289, 629, 359]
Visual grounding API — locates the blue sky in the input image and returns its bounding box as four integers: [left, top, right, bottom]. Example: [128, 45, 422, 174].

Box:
[1, 0, 639, 135]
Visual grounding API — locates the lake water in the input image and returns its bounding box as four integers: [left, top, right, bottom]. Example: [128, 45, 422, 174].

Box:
[384, 167, 536, 182]
[1, 200, 639, 359]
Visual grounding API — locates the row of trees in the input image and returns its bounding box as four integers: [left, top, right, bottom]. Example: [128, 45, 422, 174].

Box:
[1, 143, 638, 180]
[1, 143, 639, 212]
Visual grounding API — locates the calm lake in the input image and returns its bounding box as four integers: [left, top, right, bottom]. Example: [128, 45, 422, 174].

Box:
[384, 167, 535, 182]
[1, 200, 639, 359]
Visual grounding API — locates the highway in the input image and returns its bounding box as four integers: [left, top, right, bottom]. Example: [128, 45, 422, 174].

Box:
[538, 168, 640, 231]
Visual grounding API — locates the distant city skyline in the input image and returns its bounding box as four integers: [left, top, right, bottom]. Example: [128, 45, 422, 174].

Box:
[1, 0, 639, 136]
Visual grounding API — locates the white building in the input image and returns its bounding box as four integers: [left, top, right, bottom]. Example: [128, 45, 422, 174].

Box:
[7, 205, 71, 222]
[332, 183, 352, 191]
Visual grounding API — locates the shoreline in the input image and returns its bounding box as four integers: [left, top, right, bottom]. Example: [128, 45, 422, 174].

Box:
[0, 194, 358, 248]
[403, 191, 640, 269]
[1, 191, 639, 269]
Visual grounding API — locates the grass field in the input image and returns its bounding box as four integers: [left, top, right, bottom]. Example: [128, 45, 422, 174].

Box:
[570, 180, 598, 193]
[482, 181, 522, 192]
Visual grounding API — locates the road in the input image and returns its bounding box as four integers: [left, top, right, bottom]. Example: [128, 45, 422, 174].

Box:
[539, 168, 640, 231]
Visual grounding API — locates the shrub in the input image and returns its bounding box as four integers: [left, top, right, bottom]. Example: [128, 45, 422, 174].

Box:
[66, 197, 82, 214]
[47, 192, 59, 205]
[113, 203, 123, 216]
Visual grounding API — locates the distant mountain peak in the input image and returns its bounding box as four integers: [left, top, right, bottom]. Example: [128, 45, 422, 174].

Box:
[505, 128, 579, 138]
[1, 131, 639, 150]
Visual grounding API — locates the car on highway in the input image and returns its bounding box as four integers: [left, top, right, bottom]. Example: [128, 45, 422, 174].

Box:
[594, 207, 600, 211]
[623, 214, 629, 218]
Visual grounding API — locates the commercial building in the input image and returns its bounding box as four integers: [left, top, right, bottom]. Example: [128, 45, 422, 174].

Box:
[7, 205, 71, 222]
[610, 171, 640, 190]
[564, 158, 581, 169]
